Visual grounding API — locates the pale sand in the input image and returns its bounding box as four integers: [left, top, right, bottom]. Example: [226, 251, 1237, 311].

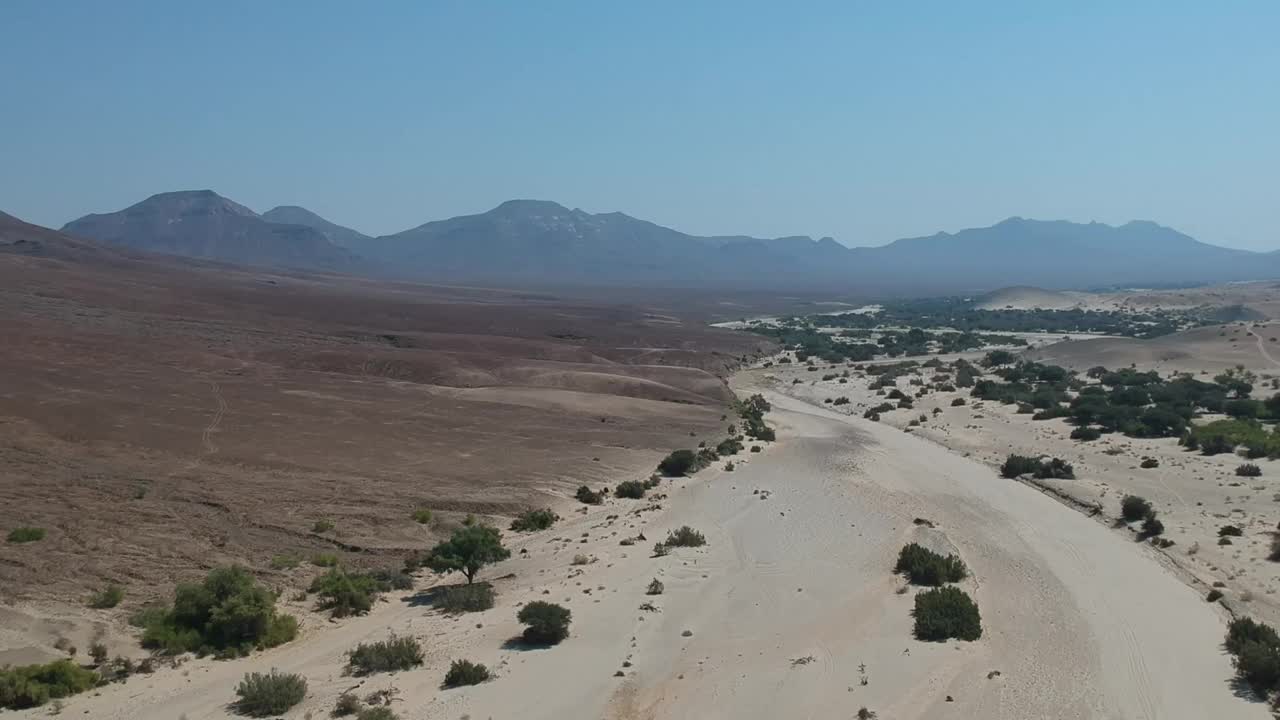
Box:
[12, 379, 1266, 719]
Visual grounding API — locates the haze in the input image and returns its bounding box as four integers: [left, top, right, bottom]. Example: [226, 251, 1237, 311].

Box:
[2, 1, 1278, 248]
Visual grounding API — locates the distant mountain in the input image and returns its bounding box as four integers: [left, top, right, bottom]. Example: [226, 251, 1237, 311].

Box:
[52, 193, 1280, 293]
[62, 191, 357, 271]
[261, 205, 370, 247]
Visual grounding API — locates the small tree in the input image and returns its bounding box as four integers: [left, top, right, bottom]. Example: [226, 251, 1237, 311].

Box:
[422, 524, 511, 584]
[913, 586, 982, 641]
[615, 480, 647, 499]
[657, 450, 697, 477]
[517, 601, 571, 645]
[510, 508, 559, 532]
[1141, 514, 1165, 538]
[575, 486, 603, 505]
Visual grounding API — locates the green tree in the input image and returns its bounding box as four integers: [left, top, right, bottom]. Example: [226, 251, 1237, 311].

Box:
[423, 524, 511, 584]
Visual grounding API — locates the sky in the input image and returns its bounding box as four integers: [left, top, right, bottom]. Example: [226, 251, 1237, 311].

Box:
[2, 1, 1278, 249]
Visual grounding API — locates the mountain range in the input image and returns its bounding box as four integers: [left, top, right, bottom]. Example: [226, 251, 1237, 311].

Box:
[40, 190, 1280, 294]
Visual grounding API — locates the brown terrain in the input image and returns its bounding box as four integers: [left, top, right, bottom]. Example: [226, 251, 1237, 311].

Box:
[0, 211, 773, 611]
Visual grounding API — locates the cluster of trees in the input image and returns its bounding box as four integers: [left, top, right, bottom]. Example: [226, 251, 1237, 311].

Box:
[1225, 617, 1280, 697]
[913, 586, 983, 642]
[135, 566, 299, 658]
[0, 660, 98, 710]
[895, 544, 968, 586]
[308, 567, 411, 618]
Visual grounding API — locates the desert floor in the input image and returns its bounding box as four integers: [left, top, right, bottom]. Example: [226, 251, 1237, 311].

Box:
[21, 374, 1267, 719]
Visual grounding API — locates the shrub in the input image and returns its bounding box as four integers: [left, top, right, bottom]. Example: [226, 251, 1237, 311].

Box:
[1228, 617, 1280, 655]
[1069, 426, 1101, 441]
[950, 397, 966, 407]
[334, 691, 363, 716]
[646, 578, 665, 595]
[575, 485, 604, 504]
[1237, 463, 1263, 477]
[88, 583, 125, 609]
[658, 449, 698, 476]
[663, 526, 707, 548]
[517, 601, 571, 645]
[615, 480, 647, 499]
[312, 552, 339, 567]
[312, 519, 335, 533]
[419, 524, 511, 584]
[412, 508, 433, 524]
[433, 582, 495, 613]
[139, 566, 297, 657]
[1120, 495, 1153, 522]
[652, 542, 670, 557]
[715, 438, 744, 456]
[750, 445, 762, 453]
[1219, 525, 1244, 537]
[233, 669, 306, 717]
[1233, 640, 1280, 694]
[510, 508, 559, 532]
[0, 660, 98, 710]
[895, 544, 967, 586]
[89, 642, 108, 666]
[1207, 589, 1224, 602]
[347, 635, 424, 675]
[1270, 535, 1280, 562]
[1000, 455, 1040, 478]
[1141, 514, 1165, 538]
[1139, 458, 1159, 469]
[912, 586, 982, 641]
[310, 568, 379, 618]
[443, 659, 491, 687]
[833, 397, 850, 406]
[6, 527, 45, 544]
[357, 708, 398, 720]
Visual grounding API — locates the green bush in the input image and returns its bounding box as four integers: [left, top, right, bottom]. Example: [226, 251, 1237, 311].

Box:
[412, 508, 433, 524]
[657, 449, 698, 476]
[312, 519, 335, 533]
[912, 586, 982, 641]
[575, 485, 604, 504]
[347, 635, 424, 675]
[517, 601, 571, 645]
[312, 552, 340, 567]
[139, 566, 297, 657]
[1207, 589, 1224, 602]
[510, 508, 559, 532]
[0, 660, 98, 710]
[1139, 457, 1159, 469]
[418, 524, 511, 585]
[1237, 463, 1263, 477]
[1219, 525, 1244, 537]
[894, 544, 967, 586]
[999, 455, 1040, 478]
[1141, 515, 1165, 537]
[1070, 426, 1102, 441]
[663, 526, 706, 548]
[950, 397, 966, 407]
[432, 583, 495, 614]
[443, 659, 491, 687]
[1120, 495, 1153, 522]
[615, 480, 647, 499]
[308, 568, 407, 618]
[6, 527, 45, 544]
[88, 583, 125, 609]
[715, 438, 744, 456]
[233, 669, 307, 717]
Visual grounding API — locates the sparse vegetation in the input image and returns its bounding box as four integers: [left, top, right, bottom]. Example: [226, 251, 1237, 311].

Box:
[912, 586, 982, 641]
[347, 635, 424, 675]
[999, 454, 1074, 479]
[1225, 617, 1280, 696]
[334, 691, 363, 716]
[412, 508, 433, 524]
[416, 524, 511, 584]
[6, 527, 45, 544]
[575, 485, 604, 504]
[433, 582, 495, 613]
[443, 659, 491, 688]
[1120, 495, 1153, 523]
[87, 583, 125, 609]
[1237, 463, 1263, 477]
[646, 578, 664, 595]
[657, 449, 699, 476]
[138, 566, 298, 657]
[895, 543, 967, 586]
[312, 519, 335, 533]
[1139, 457, 1159, 469]
[0, 660, 98, 710]
[517, 601, 572, 645]
[232, 669, 307, 717]
[615, 480, 648, 499]
[510, 508, 559, 532]
[662, 526, 707, 548]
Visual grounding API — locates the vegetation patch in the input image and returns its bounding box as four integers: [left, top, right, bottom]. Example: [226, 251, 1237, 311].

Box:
[894, 543, 967, 586]
[662, 526, 707, 548]
[615, 480, 648, 499]
[575, 485, 604, 504]
[87, 583, 125, 609]
[443, 659, 491, 688]
[517, 601, 572, 645]
[347, 635, 424, 675]
[999, 454, 1074, 479]
[138, 566, 298, 658]
[433, 583, 496, 614]
[1225, 617, 1280, 696]
[0, 660, 98, 710]
[510, 508, 559, 532]
[1120, 495, 1154, 522]
[6, 527, 45, 544]
[232, 669, 307, 717]
[912, 586, 982, 642]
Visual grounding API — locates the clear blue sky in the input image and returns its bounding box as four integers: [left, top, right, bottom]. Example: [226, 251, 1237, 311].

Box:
[2, 1, 1277, 248]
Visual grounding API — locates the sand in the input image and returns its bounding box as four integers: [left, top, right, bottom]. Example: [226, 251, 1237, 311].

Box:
[20, 374, 1266, 719]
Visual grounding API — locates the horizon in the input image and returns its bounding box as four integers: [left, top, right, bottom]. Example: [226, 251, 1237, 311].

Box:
[2, 2, 1278, 249]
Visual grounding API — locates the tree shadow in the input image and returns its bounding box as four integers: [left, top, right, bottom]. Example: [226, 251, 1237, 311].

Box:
[500, 634, 559, 652]
[1227, 674, 1269, 703]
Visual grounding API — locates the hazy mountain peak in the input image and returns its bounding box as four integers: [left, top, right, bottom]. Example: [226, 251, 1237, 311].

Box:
[131, 189, 258, 218]
[262, 205, 370, 247]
